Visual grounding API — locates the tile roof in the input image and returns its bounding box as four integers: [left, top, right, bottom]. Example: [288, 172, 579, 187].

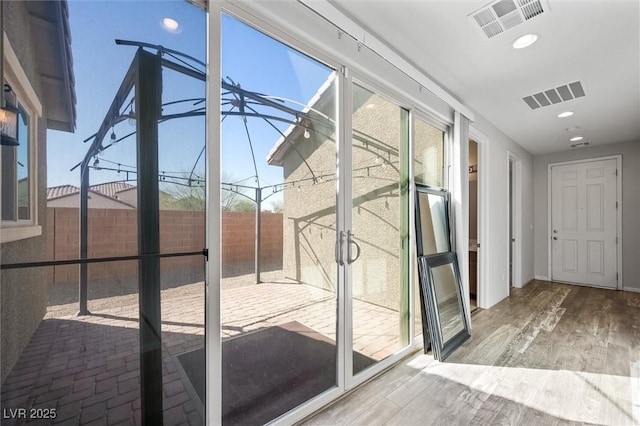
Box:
[47, 183, 137, 209]
[47, 185, 79, 200]
[88, 182, 136, 198]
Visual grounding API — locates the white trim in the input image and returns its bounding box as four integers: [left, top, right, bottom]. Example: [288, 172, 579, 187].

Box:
[469, 126, 489, 310]
[0, 224, 41, 243]
[547, 162, 552, 282]
[3, 34, 43, 116]
[546, 155, 622, 290]
[335, 63, 347, 395]
[508, 152, 522, 289]
[297, 0, 475, 121]
[535, 275, 549, 281]
[408, 109, 416, 344]
[623, 287, 640, 293]
[206, 2, 222, 424]
[342, 68, 354, 392]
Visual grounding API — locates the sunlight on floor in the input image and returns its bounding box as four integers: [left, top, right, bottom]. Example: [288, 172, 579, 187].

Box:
[421, 359, 640, 425]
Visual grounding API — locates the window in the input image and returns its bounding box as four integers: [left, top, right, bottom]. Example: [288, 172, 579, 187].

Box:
[1, 48, 41, 243]
[2, 101, 31, 222]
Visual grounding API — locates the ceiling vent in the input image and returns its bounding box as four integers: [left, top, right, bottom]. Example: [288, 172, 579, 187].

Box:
[470, 0, 547, 39]
[570, 141, 590, 148]
[522, 81, 586, 110]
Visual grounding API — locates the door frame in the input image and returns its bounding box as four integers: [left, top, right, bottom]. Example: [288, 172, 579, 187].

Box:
[507, 152, 522, 289]
[469, 126, 488, 308]
[547, 155, 622, 289]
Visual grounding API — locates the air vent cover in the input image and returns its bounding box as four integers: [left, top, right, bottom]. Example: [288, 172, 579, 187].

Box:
[570, 141, 590, 148]
[522, 81, 586, 110]
[470, 0, 547, 39]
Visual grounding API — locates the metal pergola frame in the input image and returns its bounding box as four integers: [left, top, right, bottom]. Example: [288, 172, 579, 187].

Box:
[76, 45, 208, 424]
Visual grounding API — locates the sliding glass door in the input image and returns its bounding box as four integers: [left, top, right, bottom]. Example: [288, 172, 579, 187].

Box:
[217, 14, 415, 423]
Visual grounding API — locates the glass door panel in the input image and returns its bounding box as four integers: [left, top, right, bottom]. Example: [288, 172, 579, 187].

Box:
[350, 83, 410, 375]
[220, 15, 338, 424]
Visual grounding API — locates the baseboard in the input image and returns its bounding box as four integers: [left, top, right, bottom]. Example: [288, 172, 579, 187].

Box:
[522, 276, 535, 287]
[534, 275, 549, 281]
[623, 287, 640, 293]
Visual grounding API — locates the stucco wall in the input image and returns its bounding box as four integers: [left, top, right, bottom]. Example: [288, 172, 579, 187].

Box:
[533, 140, 640, 290]
[281, 90, 408, 311]
[1, 1, 49, 383]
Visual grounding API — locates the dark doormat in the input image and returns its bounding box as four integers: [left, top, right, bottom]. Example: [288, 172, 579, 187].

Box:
[176, 321, 375, 425]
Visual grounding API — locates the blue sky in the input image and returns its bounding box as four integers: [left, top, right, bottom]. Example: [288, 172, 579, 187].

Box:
[47, 1, 333, 209]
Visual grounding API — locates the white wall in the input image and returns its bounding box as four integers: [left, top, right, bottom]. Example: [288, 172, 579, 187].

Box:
[533, 140, 640, 290]
[472, 113, 535, 308]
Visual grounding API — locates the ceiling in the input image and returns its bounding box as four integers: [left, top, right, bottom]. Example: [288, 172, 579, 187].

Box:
[330, 0, 640, 155]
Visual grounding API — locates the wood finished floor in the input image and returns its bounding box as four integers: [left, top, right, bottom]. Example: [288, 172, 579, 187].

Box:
[303, 280, 640, 425]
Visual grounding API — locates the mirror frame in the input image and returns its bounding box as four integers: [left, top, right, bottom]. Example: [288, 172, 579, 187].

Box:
[414, 184, 451, 256]
[417, 253, 470, 361]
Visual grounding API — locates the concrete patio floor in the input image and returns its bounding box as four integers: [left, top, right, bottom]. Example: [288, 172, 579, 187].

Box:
[1, 271, 402, 425]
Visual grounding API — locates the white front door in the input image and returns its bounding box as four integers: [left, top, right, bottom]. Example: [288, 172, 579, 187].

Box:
[551, 158, 618, 288]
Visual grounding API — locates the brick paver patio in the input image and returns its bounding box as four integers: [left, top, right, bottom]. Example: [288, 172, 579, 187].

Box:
[1, 271, 401, 425]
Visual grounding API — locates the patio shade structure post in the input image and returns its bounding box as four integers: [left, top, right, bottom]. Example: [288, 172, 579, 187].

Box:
[255, 186, 262, 284]
[78, 161, 89, 315]
[135, 49, 164, 425]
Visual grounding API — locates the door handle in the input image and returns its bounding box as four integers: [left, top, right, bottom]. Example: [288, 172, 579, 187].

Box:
[335, 231, 345, 266]
[347, 231, 361, 264]
[553, 229, 558, 234]
[552, 236, 557, 240]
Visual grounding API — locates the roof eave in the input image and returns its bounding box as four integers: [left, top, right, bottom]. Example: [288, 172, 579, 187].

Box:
[27, 0, 77, 132]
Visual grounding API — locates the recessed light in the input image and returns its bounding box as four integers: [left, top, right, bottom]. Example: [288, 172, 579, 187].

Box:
[557, 111, 574, 118]
[162, 17, 180, 32]
[569, 136, 584, 142]
[512, 34, 538, 49]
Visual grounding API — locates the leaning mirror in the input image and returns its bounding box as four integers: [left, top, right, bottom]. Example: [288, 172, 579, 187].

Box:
[415, 185, 450, 256]
[415, 183, 470, 361]
[418, 253, 470, 360]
